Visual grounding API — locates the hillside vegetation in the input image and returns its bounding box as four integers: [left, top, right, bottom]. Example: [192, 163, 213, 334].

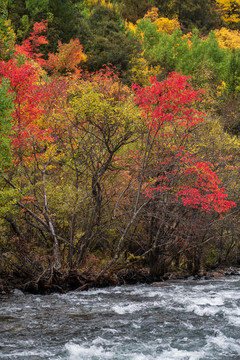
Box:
[0, 0, 240, 292]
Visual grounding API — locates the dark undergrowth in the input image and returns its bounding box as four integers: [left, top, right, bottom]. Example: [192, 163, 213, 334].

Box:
[0, 264, 239, 295]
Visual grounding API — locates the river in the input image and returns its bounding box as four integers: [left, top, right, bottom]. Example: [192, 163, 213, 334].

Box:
[0, 277, 240, 359]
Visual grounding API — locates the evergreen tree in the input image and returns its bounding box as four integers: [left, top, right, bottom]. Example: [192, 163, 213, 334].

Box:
[85, 5, 140, 74]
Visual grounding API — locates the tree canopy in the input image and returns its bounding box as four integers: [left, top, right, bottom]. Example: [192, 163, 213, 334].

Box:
[0, 1, 240, 289]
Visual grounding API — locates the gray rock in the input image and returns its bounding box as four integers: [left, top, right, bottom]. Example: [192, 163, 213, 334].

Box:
[225, 268, 240, 276]
[13, 289, 24, 296]
[204, 275, 214, 280]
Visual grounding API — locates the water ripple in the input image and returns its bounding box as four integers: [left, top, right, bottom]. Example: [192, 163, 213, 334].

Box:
[0, 277, 239, 359]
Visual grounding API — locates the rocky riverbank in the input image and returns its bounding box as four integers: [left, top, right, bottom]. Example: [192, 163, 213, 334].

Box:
[0, 266, 240, 295]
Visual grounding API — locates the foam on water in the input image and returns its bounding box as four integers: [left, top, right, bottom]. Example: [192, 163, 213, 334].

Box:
[1, 277, 240, 359]
[65, 342, 206, 360]
[0, 348, 54, 358]
[206, 331, 240, 354]
[112, 302, 148, 314]
[227, 315, 240, 326]
[159, 348, 206, 360]
[92, 337, 112, 346]
[65, 343, 114, 359]
[185, 303, 223, 316]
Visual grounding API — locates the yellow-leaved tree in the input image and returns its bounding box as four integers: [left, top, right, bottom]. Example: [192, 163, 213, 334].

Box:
[143, 7, 180, 34]
[214, 27, 240, 50]
[216, 0, 240, 26]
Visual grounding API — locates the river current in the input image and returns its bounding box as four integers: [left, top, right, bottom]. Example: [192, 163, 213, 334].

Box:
[0, 277, 240, 360]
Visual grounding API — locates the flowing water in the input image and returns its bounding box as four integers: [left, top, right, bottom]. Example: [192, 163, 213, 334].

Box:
[0, 277, 240, 360]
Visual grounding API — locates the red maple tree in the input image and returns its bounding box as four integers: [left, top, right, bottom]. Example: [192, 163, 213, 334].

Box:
[16, 21, 48, 65]
[133, 72, 236, 214]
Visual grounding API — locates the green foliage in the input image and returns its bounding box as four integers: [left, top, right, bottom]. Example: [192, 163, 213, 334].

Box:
[85, 5, 140, 74]
[5, 0, 85, 54]
[126, 253, 143, 262]
[205, 246, 218, 267]
[25, 0, 49, 17]
[225, 49, 240, 92]
[150, 27, 188, 74]
[0, 186, 20, 225]
[1, 1, 240, 277]
[0, 78, 14, 171]
[133, 20, 240, 94]
[134, 18, 160, 49]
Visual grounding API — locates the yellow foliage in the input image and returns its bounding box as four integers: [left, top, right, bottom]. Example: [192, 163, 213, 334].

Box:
[30, 61, 48, 83]
[138, 7, 180, 35]
[0, 19, 16, 59]
[182, 32, 193, 47]
[0, 19, 15, 41]
[215, 0, 240, 25]
[214, 27, 240, 50]
[216, 81, 226, 97]
[155, 17, 180, 34]
[125, 20, 137, 34]
[190, 116, 240, 165]
[85, 0, 114, 10]
[143, 7, 159, 22]
[128, 52, 161, 86]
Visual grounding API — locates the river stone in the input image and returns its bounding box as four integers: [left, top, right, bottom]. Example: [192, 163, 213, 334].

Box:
[225, 269, 239, 275]
[204, 275, 214, 280]
[151, 282, 169, 287]
[212, 271, 225, 278]
[13, 289, 24, 296]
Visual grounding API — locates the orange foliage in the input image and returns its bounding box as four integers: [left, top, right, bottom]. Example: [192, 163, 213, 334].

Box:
[46, 39, 87, 75]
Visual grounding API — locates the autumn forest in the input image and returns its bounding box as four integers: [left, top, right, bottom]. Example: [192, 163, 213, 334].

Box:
[1, 0, 240, 292]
